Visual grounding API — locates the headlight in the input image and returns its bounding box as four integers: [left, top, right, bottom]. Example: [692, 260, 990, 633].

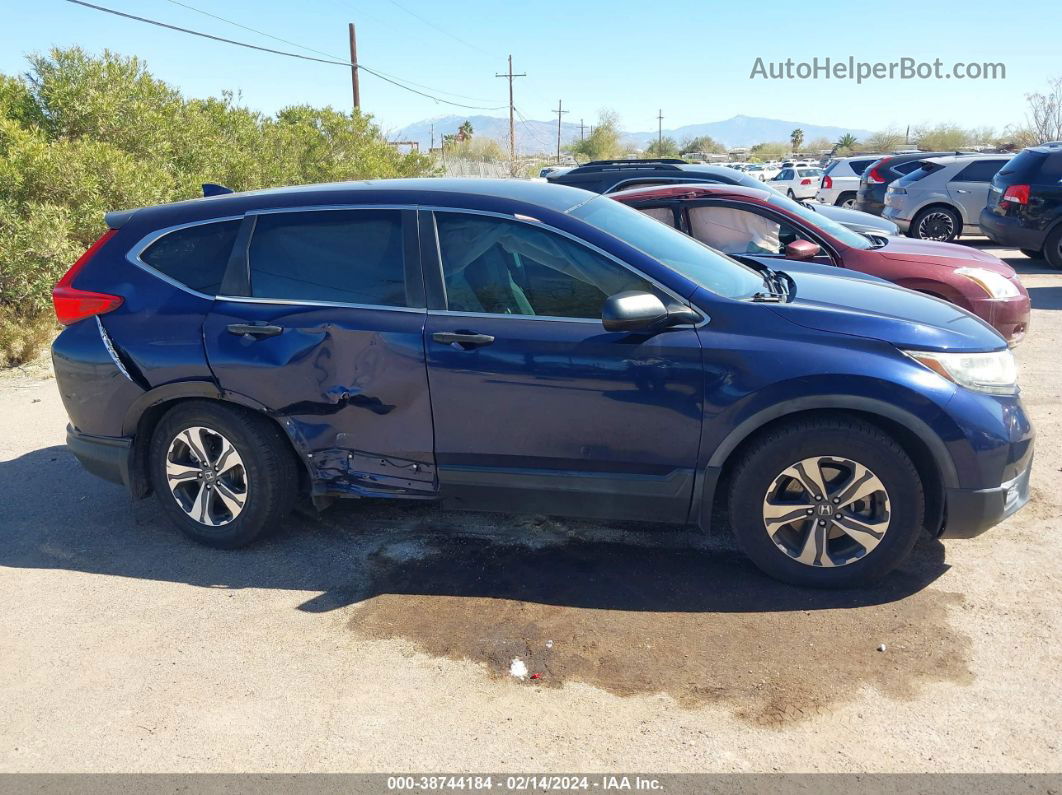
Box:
[903, 349, 1018, 395]
[955, 267, 1020, 299]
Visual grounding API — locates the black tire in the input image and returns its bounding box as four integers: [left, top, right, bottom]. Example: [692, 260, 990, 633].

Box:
[1044, 226, 1062, 269]
[834, 192, 857, 208]
[727, 416, 924, 588]
[149, 400, 298, 548]
[1020, 248, 1042, 261]
[910, 205, 961, 243]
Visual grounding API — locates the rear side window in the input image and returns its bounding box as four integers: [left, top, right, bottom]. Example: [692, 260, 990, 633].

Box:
[998, 149, 1062, 181]
[847, 159, 874, 176]
[140, 220, 240, 294]
[893, 160, 924, 176]
[953, 159, 1007, 182]
[248, 210, 407, 306]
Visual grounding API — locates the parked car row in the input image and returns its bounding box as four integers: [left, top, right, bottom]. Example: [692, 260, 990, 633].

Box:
[50, 173, 1034, 590]
[809, 143, 1062, 266]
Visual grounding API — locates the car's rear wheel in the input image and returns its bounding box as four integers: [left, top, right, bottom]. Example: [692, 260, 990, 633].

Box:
[911, 206, 961, 242]
[1044, 226, 1062, 269]
[835, 192, 857, 208]
[1020, 248, 1042, 260]
[727, 417, 924, 588]
[149, 401, 297, 548]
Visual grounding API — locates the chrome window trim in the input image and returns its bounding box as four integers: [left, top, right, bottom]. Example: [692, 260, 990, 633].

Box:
[123, 202, 706, 325]
[214, 295, 425, 313]
[125, 215, 244, 301]
[427, 309, 601, 325]
[422, 205, 706, 326]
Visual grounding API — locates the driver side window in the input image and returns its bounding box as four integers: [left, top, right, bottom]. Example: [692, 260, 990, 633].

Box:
[435, 213, 654, 319]
[687, 205, 805, 256]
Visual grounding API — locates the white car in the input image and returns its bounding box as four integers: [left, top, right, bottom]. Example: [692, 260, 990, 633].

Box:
[815, 155, 881, 208]
[769, 165, 824, 199]
[744, 164, 774, 181]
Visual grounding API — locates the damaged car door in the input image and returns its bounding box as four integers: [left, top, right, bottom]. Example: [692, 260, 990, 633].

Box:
[203, 207, 436, 499]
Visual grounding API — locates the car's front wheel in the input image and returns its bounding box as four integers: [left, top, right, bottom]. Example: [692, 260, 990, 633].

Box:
[911, 206, 961, 242]
[835, 192, 857, 208]
[149, 401, 298, 548]
[727, 417, 924, 587]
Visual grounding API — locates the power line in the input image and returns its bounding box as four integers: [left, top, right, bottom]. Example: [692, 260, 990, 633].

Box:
[384, 0, 498, 58]
[63, 0, 507, 111]
[162, 0, 498, 102]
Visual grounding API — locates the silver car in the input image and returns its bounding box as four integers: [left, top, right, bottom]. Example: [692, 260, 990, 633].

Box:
[882, 154, 1013, 242]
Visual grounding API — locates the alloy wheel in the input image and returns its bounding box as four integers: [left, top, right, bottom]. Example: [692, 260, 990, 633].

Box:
[916, 211, 956, 241]
[840, 197, 856, 208]
[761, 456, 891, 567]
[165, 426, 248, 526]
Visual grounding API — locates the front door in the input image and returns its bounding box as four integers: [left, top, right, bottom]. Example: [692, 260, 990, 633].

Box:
[203, 207, 436, 498]
[420, 210, 705, 523]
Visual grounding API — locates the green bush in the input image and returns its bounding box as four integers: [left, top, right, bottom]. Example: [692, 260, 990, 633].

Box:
[0, 47, 436, 366]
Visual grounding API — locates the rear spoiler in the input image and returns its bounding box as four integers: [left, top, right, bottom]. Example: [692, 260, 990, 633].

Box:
[103, 183, 236, 229]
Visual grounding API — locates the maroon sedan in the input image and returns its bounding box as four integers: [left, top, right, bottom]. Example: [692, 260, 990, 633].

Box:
[611, 184, 1030, 345]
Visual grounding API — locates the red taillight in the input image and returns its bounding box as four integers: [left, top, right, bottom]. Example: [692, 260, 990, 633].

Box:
[1002, 184, 1030, 206]
[52, 229, 123, 326]
[866, 157, 891, 184]
[822, 175, 833, 189]
[800, 178, 812, 185]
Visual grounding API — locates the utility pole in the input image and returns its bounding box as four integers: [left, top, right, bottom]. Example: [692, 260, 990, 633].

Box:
[579, 118, 585, 140]
[430, 123, 434, 151]
[495, 55, 526, 176]
[348, 23, 360, 111]
[657, 109, 664, 153]
[553, 100, 569, 164]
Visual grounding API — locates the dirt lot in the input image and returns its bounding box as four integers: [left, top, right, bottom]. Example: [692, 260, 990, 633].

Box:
[1, 242, 1060, 773]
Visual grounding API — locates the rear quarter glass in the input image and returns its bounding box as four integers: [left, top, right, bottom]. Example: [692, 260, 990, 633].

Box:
[996, 150, 1051, 182]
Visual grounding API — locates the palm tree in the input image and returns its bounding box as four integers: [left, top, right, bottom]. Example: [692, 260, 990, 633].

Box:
[790, 128, 804, 153]
[834, 133, 859, 153]
[458, 120, 474, 142]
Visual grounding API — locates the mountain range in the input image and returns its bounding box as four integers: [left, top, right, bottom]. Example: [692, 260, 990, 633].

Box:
[390, 114, 875, 155]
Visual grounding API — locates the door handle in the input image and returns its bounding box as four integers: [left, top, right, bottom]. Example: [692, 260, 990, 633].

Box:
[227, 323, 283, 338]
[432, 331, 495, 348]
[956, 189, 970, 194]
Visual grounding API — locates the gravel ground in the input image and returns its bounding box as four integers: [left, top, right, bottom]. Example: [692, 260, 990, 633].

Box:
[1, 243, 1059, 773]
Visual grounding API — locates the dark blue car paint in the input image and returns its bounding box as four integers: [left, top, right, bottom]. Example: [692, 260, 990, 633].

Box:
[51, 178, 1033, 539]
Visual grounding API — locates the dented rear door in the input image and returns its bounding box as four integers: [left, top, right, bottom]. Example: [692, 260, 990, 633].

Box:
[203, 207, 436, 498]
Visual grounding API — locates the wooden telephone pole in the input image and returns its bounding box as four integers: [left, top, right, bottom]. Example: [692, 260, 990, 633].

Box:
[348, 23, 360, 111]
[657, 109, 664, 152]
[553, 100, 569, 164]
[495, 55, 525, 176]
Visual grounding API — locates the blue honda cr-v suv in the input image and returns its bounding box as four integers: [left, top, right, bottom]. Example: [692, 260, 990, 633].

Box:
[51, 178, 1033, 587]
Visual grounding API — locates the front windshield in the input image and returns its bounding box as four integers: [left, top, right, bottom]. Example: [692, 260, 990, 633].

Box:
[570, 196, 766, 300]
[766, 194, 874, 250]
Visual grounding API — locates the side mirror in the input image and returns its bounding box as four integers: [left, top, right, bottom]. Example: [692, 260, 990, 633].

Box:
[602, 291, 669, 332]
[785, 239, 821, 261]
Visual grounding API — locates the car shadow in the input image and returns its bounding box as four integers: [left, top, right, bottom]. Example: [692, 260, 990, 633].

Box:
[1027, 286, 1062, 310]
[0, 445, 953, 615]
[961, 238, 1057, 275]
[1, 444, 969, 724]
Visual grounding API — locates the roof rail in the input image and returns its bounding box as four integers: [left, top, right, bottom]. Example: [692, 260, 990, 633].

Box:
[584, 158, 687, 167]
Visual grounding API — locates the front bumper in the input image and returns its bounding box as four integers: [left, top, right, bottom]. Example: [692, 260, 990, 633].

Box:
[66, 425, 133, 489]
[966, 294, 1031, 346]
[941, 459, 1032, 538]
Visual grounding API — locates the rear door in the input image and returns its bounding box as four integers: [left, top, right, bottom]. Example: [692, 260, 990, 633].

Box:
[947, 159, 1009, 226]
[420, 209, 705, 523]
[203, 207, 437, 498]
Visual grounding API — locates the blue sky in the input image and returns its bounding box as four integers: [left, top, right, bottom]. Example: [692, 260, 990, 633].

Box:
[4, 0, 1059, 136]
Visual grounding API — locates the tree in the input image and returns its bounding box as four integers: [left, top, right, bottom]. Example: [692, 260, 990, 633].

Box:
[805, 136, 832, 153]
[834, 133, 859, 155]
[680, 135, 724, 155]
[1025, 76, 1062, 144]
[458, 119, 474, 140]
[912, 124, 969, 151]
[790, 128, 804, 152]
[864, 129, 904, 153]
[567, 110, 625, 163]
[644, 136, 680, 158]
[0, 47, 435, 366]
[750, 141, 789, 159]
